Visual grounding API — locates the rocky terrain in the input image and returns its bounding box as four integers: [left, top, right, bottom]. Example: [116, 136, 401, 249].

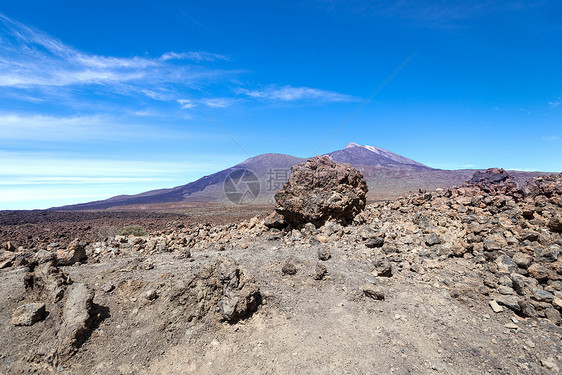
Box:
[0, 159, 561, 374]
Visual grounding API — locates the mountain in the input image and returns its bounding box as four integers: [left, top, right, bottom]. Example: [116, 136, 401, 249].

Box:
[55, 143, 545, 210]
[327, 142, 430, 170]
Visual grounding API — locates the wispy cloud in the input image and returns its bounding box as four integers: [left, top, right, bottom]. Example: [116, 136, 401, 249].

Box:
[202, 97, 238, 108]
[542, 135, 561, 141]
[548, 98, 560, 108]
[0, 14, 231, 103]
[177, 97, 238, 109]
[160, 51, 229, 62]
[237, 85, 356, 103]
[0, 113, 202, 141]
[316, 0, 547, 24]
[177, 99, 196, 109]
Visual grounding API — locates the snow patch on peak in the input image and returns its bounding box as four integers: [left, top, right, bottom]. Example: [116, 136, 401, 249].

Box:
[342, 142, 427, 167]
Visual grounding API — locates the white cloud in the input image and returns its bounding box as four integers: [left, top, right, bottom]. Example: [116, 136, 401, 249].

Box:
[177, 99, 196, 109]
[0, 14, 230, 102]
[160, 51, 229, 62]
[237, 85, 356, 102]
[202, 97, 238, 108]
[0, 113, 200, 141]
[177, 97, 237, 109]
[548, 99, 560, 108]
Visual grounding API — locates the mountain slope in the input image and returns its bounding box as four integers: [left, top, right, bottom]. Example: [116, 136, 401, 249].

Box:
[327, 142, 431, 170]
[54, 143, 545, 210]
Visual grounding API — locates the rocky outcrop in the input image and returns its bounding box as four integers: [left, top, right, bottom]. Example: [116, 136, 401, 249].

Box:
[56, 239, 87, 265]
[163, 256, 261, 327]
[56, 283, 95, 360]
[274, 156, 368, 226]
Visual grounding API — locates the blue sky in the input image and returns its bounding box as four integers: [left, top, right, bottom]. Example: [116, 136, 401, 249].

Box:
[0, 0, 561, 209]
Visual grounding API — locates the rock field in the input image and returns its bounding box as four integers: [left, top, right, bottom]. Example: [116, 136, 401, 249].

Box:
[0, 165, 561, 374]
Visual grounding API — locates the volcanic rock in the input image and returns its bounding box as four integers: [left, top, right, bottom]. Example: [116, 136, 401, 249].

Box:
[163, 256, 260, 325]
[282, 257, 298, 275]
[12, 303, 46, 326]
[57, 239, 87, 266]
[363, 284, 385, 300]
[274, 156, 368, 226]
[317, 247, 331, 261]
[313, 263, 327, 280]
[57, 283, 95, 358]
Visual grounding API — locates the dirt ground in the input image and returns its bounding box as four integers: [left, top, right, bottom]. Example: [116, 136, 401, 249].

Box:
[1, 237, 560, 374]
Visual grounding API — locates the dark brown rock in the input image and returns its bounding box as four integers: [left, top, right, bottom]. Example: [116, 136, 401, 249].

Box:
[313, 263, 327, 280]
[274, 156, 368, 226]
[363, 284, 385, 300]
[263, 212, 287, 229]
[548, 214, 562, 232]
[282, 257, 298, 275]
[528, 263, 550, 282]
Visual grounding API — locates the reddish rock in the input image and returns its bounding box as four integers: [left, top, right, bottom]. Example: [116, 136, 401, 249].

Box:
[274, 156, 368, 226]
[528, 263, 550, 282]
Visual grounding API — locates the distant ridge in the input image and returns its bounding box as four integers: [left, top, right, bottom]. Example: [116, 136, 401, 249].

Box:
[54, 143, 544, 210]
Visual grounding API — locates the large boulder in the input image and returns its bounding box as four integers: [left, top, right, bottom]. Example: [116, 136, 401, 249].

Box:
[274, 156, 368, 226]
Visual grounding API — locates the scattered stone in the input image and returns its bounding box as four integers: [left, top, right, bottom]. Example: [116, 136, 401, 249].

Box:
[493, 294, 521, 312]
[373, 260, 392, 277]
[363, 284, 385, 300]
[315, 234, 328, 243]
[57, 239, 87, 266]
[313, 263, 327, 280]
[4, 241, 16, 252]
[317, 247, 331, 261]
[144, 289, 159, 301]
[512, 252, 533, 268]
[282, 258, 298, 275]
[425, 233, 441, 247]
[141, 258, 154, 270]
[531, 288, 554, 302]
[528, 263, 550, 282]
[274, 156, 368, 226]
[489, 300, 504, 313]
[541, 358, 559, 372]
[548, 214, 562, 233]
[101, 283, 115, 293]
[552, 296, 562, 311]
[12, 303, 46, 326]
[544, 308, 561, 325]
[365, 236, 385, 248]
[495, 255, 518, 274]
[263, 212, 287, 229]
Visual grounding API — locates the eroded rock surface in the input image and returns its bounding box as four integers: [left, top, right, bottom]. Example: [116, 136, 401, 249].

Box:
[274, 156, 368, 226]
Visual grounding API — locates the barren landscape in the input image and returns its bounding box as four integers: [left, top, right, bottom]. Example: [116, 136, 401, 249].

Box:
[2, 2, 561, 374]
[1, 158, 561, 374]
